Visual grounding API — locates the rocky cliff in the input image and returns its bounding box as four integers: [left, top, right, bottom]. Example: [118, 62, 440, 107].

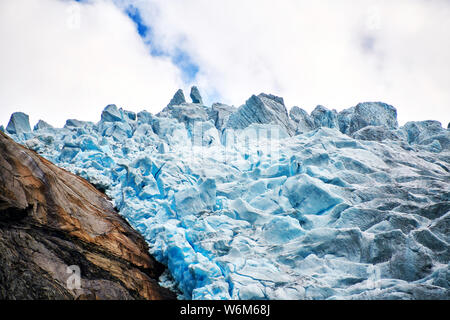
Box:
[0, 131, 175, 300]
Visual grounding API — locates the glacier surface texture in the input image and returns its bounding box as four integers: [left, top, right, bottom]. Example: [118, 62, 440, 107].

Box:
[4, 89, 450, 299]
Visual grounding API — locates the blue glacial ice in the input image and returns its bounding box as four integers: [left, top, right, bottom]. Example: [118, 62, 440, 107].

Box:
[4, 88, 450, 300]
[190, 86, 203, 105]
[6, 112, 31, 135]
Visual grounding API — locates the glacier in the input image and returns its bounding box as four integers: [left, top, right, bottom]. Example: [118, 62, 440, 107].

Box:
[3, 88, 450, 300]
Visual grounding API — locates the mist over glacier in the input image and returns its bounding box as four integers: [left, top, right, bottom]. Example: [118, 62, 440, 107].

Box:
[3, 88, 449, 299]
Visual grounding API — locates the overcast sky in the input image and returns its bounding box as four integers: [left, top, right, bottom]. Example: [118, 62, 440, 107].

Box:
[1, 0, 449, 128]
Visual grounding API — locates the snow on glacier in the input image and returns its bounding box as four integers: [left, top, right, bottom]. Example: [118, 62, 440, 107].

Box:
[4, 89, 450, 300]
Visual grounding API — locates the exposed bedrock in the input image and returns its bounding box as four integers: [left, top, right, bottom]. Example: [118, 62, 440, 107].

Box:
[0, 131, 175, 300]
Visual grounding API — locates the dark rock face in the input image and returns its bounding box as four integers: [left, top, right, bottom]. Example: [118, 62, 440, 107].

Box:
[0, 131, 175, 300]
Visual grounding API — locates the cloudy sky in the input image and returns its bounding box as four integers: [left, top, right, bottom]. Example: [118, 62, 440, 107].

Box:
[1, 0, 449, 128]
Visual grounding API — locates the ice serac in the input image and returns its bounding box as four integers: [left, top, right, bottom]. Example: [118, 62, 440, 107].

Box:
[158, 103, 209, 127]
[337, 106, 355, 134]
[167, 89, 186, 107]
[351, 125, 405, 142]
[64, 119, 94, 128]
[101, 104, 124, 122]
[208, 103, 237, 131]
[289, 106, 315, 134]
[0, 131, 175, 300]
[137, 110, 153, 124]
[190, 86, 203, 104]
[403, 120, 450, 151]
[124, 110, 137, 121]
[311, 105, 339, 129]
[159, 89, 210, 128]
[33, 120, 53, 131]
[4, 92, 450, 301]
[6, 112, 31, 135]
[339, 102, 398, 135]
[282, 174, 343, 215]
[226, 93, 294, 135]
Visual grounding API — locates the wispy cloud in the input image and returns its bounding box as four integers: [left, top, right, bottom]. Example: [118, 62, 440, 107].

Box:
[0, 0, 183, 127]
[1, 0, 449, 127]
[120, 0, 450, 125]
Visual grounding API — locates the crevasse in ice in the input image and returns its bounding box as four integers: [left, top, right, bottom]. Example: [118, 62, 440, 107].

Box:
[5, 89, 450, 299]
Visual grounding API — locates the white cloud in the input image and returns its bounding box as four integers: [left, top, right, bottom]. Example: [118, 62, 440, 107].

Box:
[127, 0, 450, 126]
[1, 0, 449, 128]
[0, 0, 183, 128]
